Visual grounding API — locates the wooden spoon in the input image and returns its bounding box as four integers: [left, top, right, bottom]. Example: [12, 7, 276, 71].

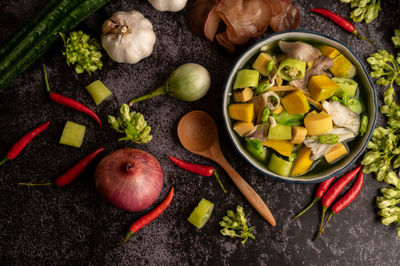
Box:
[177, 110, 276, 226]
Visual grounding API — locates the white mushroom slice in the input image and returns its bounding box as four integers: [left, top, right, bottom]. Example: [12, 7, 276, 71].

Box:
[304, 127, 355, 160]
[279, 40, 321, 62]
[245, 123, 269, 142]
[322, 101, 360, 135]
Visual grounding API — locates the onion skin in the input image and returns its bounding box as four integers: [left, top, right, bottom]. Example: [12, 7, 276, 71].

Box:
[94, 148, 163, 212]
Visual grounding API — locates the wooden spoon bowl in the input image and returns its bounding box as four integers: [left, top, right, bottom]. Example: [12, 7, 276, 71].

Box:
[177, 110, 276, 226]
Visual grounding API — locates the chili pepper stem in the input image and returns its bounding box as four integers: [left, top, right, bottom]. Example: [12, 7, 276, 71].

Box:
[0, 157, 9, 166]
[129, 86, 167, 107]
[314, 207, 328, 240]
[320, 212, 334, 233]
[213, 169, 227, 193]
[18, 182, 53, 186]
[42, 64, 52, 93]
[352, 30, 376, 45]
[122, 231, 133, 244]
[293, 197, 319, 220]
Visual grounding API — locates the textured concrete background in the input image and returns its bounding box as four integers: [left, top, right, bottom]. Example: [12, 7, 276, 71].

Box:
[1, 0, 400, 265]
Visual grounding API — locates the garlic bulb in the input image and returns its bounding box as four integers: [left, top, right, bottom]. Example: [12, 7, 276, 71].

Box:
[148, 0, 187, 12]
[101, 11, 156, 64]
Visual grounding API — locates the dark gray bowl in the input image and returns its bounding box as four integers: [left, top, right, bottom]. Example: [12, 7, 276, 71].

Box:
[222, 30, 377, 183]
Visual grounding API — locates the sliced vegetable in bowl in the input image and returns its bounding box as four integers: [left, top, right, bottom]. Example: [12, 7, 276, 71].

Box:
[222, 31, 377, 183]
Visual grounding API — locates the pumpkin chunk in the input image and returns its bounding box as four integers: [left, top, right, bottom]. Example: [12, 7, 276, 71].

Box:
[228, 103, 254, 122]
[329, 54, 356, 78]
[252, 53, 273, 76]
[308, 75, 339, 102]
[304, 111, 333, 135]
[324, 143, 348, 163]
[319, 45, 341, 59]
[281, 90, 310, 114]
[263, 139, 294, 157]
[291, 146, 314, 176]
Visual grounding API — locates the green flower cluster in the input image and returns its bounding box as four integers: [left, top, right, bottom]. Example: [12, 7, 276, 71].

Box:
[219, 206, 255, 244]
[108, 104, 152, 144]
[376, 187, 400, 236]
[362, 28, 400, 237]
[60, 31, 102, 74]
[392, 26, 400, 49]
[340, 0, 381, 23]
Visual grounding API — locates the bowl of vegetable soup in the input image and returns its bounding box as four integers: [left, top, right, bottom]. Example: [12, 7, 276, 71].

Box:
[222, 31, 377, 183]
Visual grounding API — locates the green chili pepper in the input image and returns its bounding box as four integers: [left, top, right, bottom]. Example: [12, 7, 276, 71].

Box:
[266, 60, 275, 76]
[310, 134, 339, 145]
[277, 58, 306, 81]
[267, 153, 293, 176]
[255, 80, 270, 95]
[360, 115, 368, 136]
[273, 111, 304, 126]
[332, 77, 358, 98]
[233, 69, 259, 89]
[261, 107, 270, 124]
[245, 139, 268, 163]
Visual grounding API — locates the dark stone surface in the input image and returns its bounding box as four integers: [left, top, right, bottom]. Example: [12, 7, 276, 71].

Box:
[1, 0, 399, 265]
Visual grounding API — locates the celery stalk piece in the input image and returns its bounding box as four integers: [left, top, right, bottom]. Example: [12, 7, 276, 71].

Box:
[86, 80, 112, 105]
[59, 121, 86, 148]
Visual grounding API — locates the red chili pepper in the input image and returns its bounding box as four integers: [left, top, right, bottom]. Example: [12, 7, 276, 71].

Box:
[311, 8, 375, 44]
[123, 187, 174, 243]
[43, 65, 102, 127]
[316, 164, 362, 237]
[18, 147, 104, 187]
[0, 121, 50, 166]
[293, 176, 336, 220]
[315, 171, 364, 239]
[169, 156, 227, 193]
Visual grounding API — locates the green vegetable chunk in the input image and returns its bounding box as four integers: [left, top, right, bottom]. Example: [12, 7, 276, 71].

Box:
[360, 115, 368, 136]
[310, 134, 339, 145]
[332, 77, 358, 98]
[59, 121, 86, 148]
[277, 58, 306, 81]
[267, 153, 293, 176]
[268, 123, 292, 140]
[86, 80, 112, 105]
[108, 104, 152, 144]
[60, 31, 103, 74]
[219, 205, 255, 244]
[245, 139, 268, 163]
[273, 111, 304, 126]
[187, 198, 214, 229]
[233, 69, 260, 89]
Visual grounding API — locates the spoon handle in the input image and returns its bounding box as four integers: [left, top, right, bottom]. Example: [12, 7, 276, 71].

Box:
[216, 156, 276, 227]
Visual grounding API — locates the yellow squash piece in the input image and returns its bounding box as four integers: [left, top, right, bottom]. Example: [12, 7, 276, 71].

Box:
[281, 90, 310, 114]
[324, 143, 348, 164]
[252, 53, 273, 76]
[304, 111, 333, 135]
[291, 126, 307, 144]
[233, 87, 254, 102]
[291, 146, 314, 176]
[319, 45, 341, 59]
[233, 121, 255, 136]
[308, 75, 339, 102]
[228, 103, 254, 122]
[263, 139, 294, 157]
[329, 54, 356, 78]
[272, 104, 285, 114]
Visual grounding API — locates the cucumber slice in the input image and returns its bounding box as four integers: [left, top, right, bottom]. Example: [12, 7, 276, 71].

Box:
[187, 198, 214, 229]
[59, 121, 86, 148]
[86, 80, 112, 105]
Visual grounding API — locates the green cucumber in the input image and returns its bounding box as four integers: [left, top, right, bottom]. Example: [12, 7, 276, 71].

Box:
[0, 0, 111, 93]
[0, 0, 60, 59]
[0, 0, 83, 77]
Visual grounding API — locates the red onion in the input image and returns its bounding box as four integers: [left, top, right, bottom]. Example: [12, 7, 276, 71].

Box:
[94, 148, 163, 212]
